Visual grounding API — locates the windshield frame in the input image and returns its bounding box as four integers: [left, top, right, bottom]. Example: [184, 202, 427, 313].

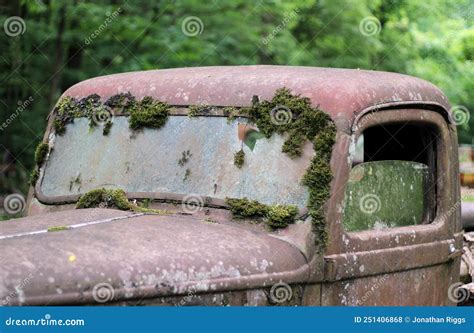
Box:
[34, 112, 313, 213]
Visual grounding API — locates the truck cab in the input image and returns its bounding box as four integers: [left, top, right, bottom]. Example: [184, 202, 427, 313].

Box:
[0, 66, 465, 305]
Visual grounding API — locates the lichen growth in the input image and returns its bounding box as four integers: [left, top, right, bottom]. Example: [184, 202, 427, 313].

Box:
[129, 96, 169, 130]
[225, 197, 297, 229]
[228, 88, 336, 246]
[34, 142, 49, 167]
[47, 226, 70, 232]
[234, 149, 245, 168]
[76, 188, 169, 214]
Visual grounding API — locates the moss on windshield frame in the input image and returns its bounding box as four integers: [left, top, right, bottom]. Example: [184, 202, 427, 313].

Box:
[48, 88, 335, 247]
[51, 93, 170, 135]
[228, 88, 336, 248]
[76, 188, 169, 214]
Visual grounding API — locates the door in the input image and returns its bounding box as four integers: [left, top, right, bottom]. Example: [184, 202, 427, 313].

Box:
[322, 108, 462, 305]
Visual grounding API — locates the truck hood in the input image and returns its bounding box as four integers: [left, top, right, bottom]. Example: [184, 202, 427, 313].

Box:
[0, 209, 309, 305]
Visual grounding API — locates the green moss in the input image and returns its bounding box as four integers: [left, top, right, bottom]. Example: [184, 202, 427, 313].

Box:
[234, 149, 245, 168]
[103, 120, 112, 135]
[225, 197, 268, 218]
[266, 205, 298, 228]
[223, 106, 239, 123]
[29, 169, 39, 186]
[104, 92, 136, 112]
[52, 96, 81, 135]
[231, 88, 336, 246]
[34, 142, 49, 167]
[129, 96, 169, 130]
[76, 188, 169, 215]
[225, 197, 298, 229]
[188, 104, 213, 118]
[52, 93, 169, 134]
[47, 226, 70, 232]
[76, 188, 131, 210]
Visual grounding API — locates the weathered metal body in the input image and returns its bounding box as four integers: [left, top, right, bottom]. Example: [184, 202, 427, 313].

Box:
[1, 66, 463, 306]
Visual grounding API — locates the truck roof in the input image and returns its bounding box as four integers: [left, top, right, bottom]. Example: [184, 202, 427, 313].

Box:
[62, 65, 451, 131]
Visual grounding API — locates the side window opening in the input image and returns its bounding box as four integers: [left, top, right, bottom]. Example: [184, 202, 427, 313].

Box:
[342, 122, 438, 232]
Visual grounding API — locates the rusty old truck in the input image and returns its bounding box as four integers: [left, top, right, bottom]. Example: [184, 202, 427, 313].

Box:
[1, 66, 471, 306]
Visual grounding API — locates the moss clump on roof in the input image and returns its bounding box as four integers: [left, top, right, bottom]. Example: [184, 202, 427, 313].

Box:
[228, 88, 336, 247]
[76, 188, 169, 214]
[225, 197, 298, 229]
[234, 149, 245, 168]
[129, 96, 169, 130]
[34, 142, 49, 167]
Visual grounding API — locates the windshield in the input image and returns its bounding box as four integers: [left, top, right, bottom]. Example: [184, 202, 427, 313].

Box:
[40, 116, 312, 207]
